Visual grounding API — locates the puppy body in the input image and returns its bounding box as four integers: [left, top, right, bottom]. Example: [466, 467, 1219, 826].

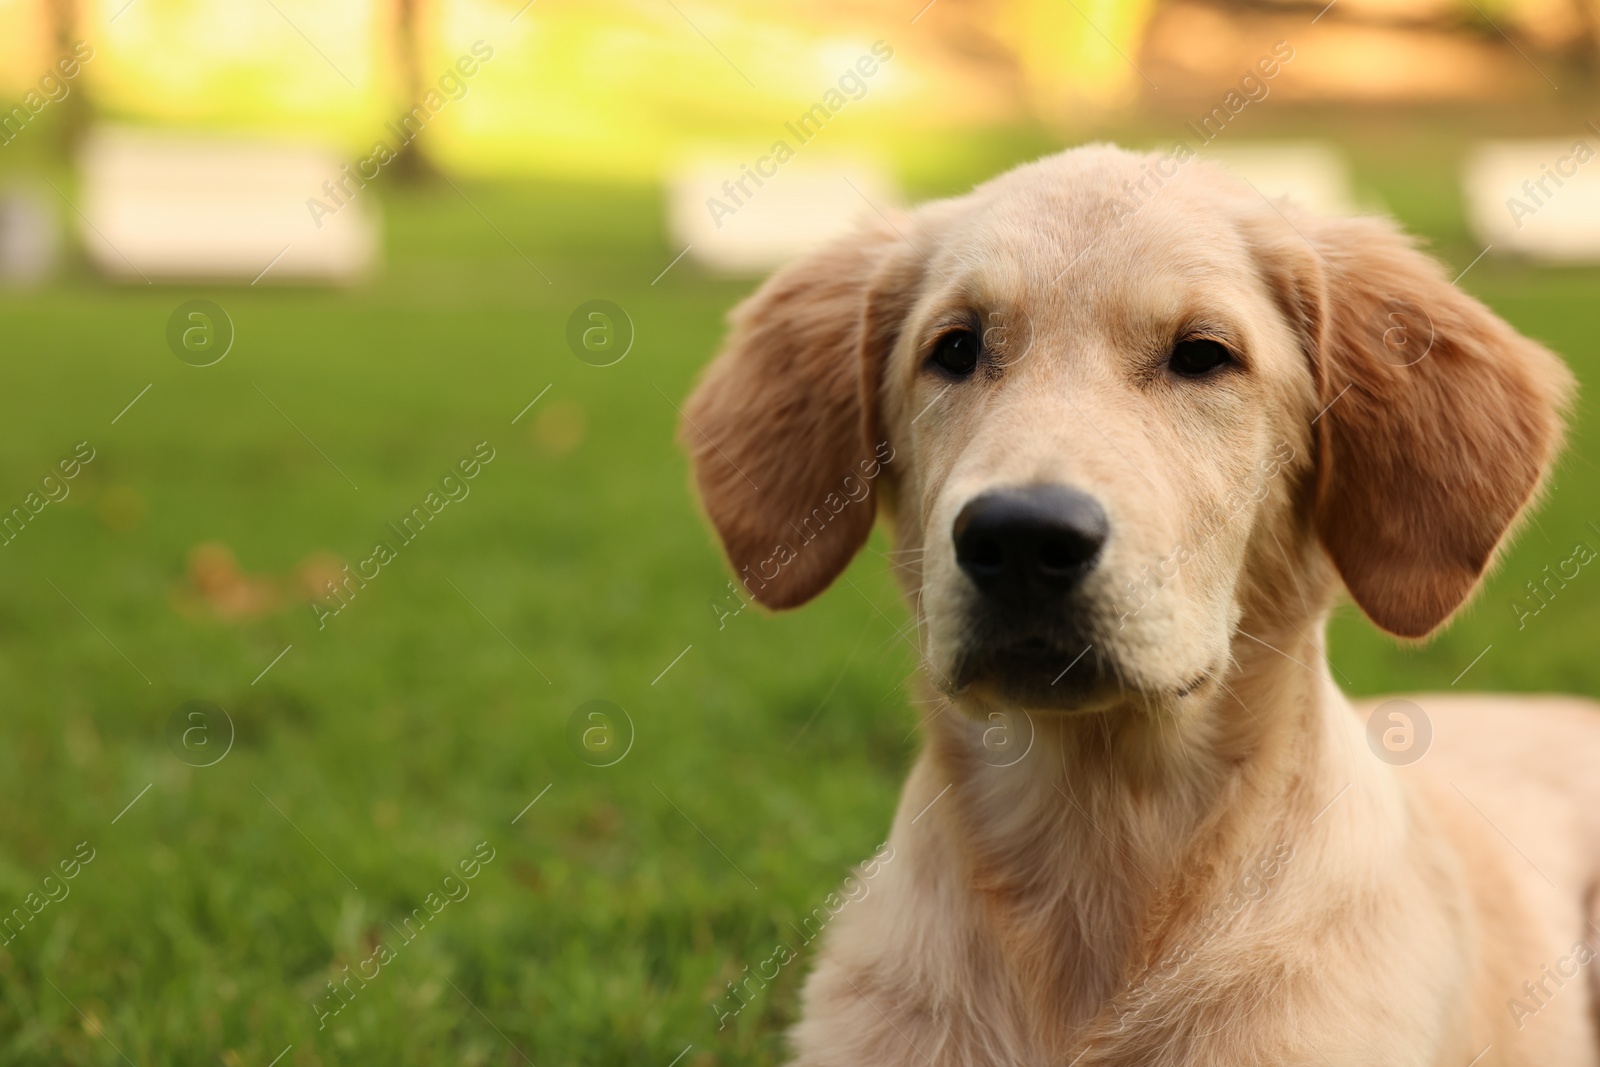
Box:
[684, 145, 1596, 1065]
[795, 676, 1600, 1065]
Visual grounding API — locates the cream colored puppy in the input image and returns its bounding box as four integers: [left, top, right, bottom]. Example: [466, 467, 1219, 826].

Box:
[682, 145, 1595, 1066]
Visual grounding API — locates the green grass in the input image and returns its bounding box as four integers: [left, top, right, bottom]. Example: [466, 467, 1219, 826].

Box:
[0, 125, 1597, 1066]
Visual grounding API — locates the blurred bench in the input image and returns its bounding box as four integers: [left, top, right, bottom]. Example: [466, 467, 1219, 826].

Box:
[77, 125, 379, 284]
[1201, 141, 1358, 217]
[1463, 139, 1600, 263]
[666, 157, 898, 275]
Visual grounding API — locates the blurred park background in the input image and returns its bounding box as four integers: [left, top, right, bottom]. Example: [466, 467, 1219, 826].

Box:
[1, 0, 1599, 1063]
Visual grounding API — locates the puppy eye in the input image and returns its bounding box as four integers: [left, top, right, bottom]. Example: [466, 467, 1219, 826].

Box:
[929, 328, 980, 377]
[1167, 338, 1233, 378]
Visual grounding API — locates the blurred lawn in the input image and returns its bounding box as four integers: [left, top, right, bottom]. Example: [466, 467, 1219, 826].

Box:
[0, 125, 1596, 1066]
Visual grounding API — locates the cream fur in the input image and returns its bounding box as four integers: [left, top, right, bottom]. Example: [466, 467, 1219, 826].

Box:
[684, 145, 1594, 1067]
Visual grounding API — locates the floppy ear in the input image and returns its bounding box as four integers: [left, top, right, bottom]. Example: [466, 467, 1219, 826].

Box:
[681, 223, 922, 609]
[1299, 215, 1573, 638]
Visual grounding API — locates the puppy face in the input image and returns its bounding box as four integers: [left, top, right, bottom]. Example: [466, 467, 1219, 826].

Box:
[683, 146, 1570, 721]
[881, 155, 1318, 712]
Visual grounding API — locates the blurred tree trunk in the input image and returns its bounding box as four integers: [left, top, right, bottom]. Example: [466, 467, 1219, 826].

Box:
[45, 0, 90, 154]
[1574, 0, 1600, 70]
[389, 0, 436, 182]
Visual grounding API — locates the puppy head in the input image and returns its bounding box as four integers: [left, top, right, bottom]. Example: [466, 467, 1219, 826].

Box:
[683, 145, 1571, 716]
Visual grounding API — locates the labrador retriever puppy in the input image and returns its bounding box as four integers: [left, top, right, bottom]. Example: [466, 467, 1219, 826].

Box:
[681, 144, 1595, 1066]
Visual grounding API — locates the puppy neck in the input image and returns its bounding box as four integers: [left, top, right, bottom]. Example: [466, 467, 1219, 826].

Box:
[915, 617, 1344, 1042]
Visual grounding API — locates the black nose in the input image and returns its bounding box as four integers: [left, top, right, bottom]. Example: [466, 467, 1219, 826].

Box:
[953, 486, 1109, 597]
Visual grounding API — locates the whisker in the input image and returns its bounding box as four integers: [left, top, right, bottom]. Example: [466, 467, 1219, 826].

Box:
[903, 694, 952, 740]
[1264, 527, 1310, 620]
[1235, 627, 1321, 679]
[873, 557, 925, 577]
[1213, 675, 1262, 726]
[1245, 553, 1352, 691]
